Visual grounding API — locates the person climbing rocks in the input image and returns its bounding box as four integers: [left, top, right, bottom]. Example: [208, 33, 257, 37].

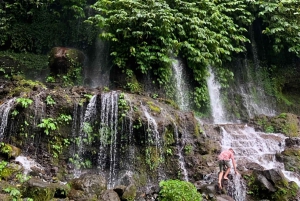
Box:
[217, 148, 238, 189]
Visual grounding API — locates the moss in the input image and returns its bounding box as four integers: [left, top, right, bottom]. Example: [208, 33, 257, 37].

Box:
[122, 184, 137, 201]
[147, 101, 161, 113]
[0, 163, 22, 180]
[162, 126, 175, 145]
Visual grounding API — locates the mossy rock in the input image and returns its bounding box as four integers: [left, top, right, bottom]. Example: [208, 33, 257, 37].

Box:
[0, 162, 22, 180]
[271, 113, 299, 137]
[246, 169, 299, 201]
[22, 177, 70, 201]
[0, 143, 21, 159]
[121, 184, 137, 201]
[252, 113, 300, 137]
[281, 147, 300, 173]
[147, 101, 161, 114]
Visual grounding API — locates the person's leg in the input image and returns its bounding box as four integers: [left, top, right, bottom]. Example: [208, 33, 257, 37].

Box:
[218, 171, 224, 189]
[218, 161, 224, 189]
[223, 160, 231, 180]
[223, 167, 230, 180]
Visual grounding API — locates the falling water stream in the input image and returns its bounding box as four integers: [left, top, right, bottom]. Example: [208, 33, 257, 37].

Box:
[0, 98, 16, 139]
[207, 66, 227, 124]
[171, 58, 190, 111]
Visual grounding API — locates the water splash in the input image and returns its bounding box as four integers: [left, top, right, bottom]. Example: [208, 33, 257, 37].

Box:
[171, 58, 190, 111]
[15, 155, 44, 175]
[206, 66, 227, 124]
[0, 98, 16, 139]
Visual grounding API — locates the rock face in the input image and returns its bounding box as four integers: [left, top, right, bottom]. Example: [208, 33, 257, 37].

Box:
[0, 77, 222, 200]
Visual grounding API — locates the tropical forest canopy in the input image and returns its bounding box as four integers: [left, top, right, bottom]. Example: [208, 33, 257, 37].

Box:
[1, 0, 300, 110]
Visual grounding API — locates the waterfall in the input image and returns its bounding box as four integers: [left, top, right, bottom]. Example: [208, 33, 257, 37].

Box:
[97, 91, 119, 188]
[171, 58, 190, 111]
[235, 26, 276, 118]
[85, 39, 111, 88]
[73, 95, 97, 177]
[141, 103, 165, 180]
[0, 98, 16, 139]
[33, 93, 46, 127]
[207, 66, 227, 124]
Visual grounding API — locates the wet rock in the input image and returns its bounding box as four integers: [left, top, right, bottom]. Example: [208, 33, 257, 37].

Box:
[216, 194, 235, 201]
[69, 173, 107, 200]
[122, 184, 137, 201]
[100, 189, 120, 201]
[23, 177, 69, 201]
[113, 185, 126, 197]
[0, 143, 21, 159]
[285, 137, 300, 147]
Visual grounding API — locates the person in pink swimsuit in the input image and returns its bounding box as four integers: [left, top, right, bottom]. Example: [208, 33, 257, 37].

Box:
[217, 148, 238, 189]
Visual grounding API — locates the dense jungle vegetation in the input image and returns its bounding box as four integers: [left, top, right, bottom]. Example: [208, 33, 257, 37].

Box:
[1, 0, 300, 112]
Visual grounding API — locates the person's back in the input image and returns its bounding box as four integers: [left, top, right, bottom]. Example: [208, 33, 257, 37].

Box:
[218, 150, 234, 161]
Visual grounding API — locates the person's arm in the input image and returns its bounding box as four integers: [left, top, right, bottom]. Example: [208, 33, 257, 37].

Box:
[232, 158, 238, 174]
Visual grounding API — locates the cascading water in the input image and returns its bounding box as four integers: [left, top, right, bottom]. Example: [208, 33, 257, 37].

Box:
[161, 109, 189, 181]
[220, 125, 300, 200]
[0, 98, 16, 139]
[141, 103, 165, 181]
[235, 26, 276, 118]
[207, 66, 227, 124]
[73, 95, 98, 177]
[171, 58, 190, 111]
[97, 91, 119, 188]
[85, 39, 111, 88]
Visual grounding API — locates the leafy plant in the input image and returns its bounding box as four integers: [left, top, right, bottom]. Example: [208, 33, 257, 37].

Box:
[46, 95, 56, 106]
[37, 118, 57, 135]
[3, 187, 21, 201]
[159, 179, 202, 201]
[16, 97, 33, 108]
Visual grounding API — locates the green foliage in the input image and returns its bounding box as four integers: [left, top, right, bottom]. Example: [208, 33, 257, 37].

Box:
[184, 144, 193, 155]
[88, 0, 251, 97]
[38, 118, 57, 135]
[159, 179, 202, 201]
[0, 160, 8, 180]
[118, 93, 129, 120]
[0, 1, 95, 53]
[257, 0, 300, 55]
[16, 97, 33, 108]
[69, 154, 92, 169]
[3, 186, 21, 201]
[46, 95, 56, 106]
[16, 172, 31, 183]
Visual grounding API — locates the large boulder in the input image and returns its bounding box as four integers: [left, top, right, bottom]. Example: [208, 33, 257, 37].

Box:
[245, 168, 299, 201]
[48, 47, 85, 84]
[68, 173, 107, 200]
[22, 177, 70, 201]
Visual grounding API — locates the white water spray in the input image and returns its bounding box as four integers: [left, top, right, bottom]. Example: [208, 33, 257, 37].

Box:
[171, 58, 190, 111]
[0, 98, 16, 139]
[97, 91, 119, 188]
[206, 66, 227, 124]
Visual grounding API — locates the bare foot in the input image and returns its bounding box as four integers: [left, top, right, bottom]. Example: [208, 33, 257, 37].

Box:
[223, 177, 228, 180]
[218, 182, 222, 189]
